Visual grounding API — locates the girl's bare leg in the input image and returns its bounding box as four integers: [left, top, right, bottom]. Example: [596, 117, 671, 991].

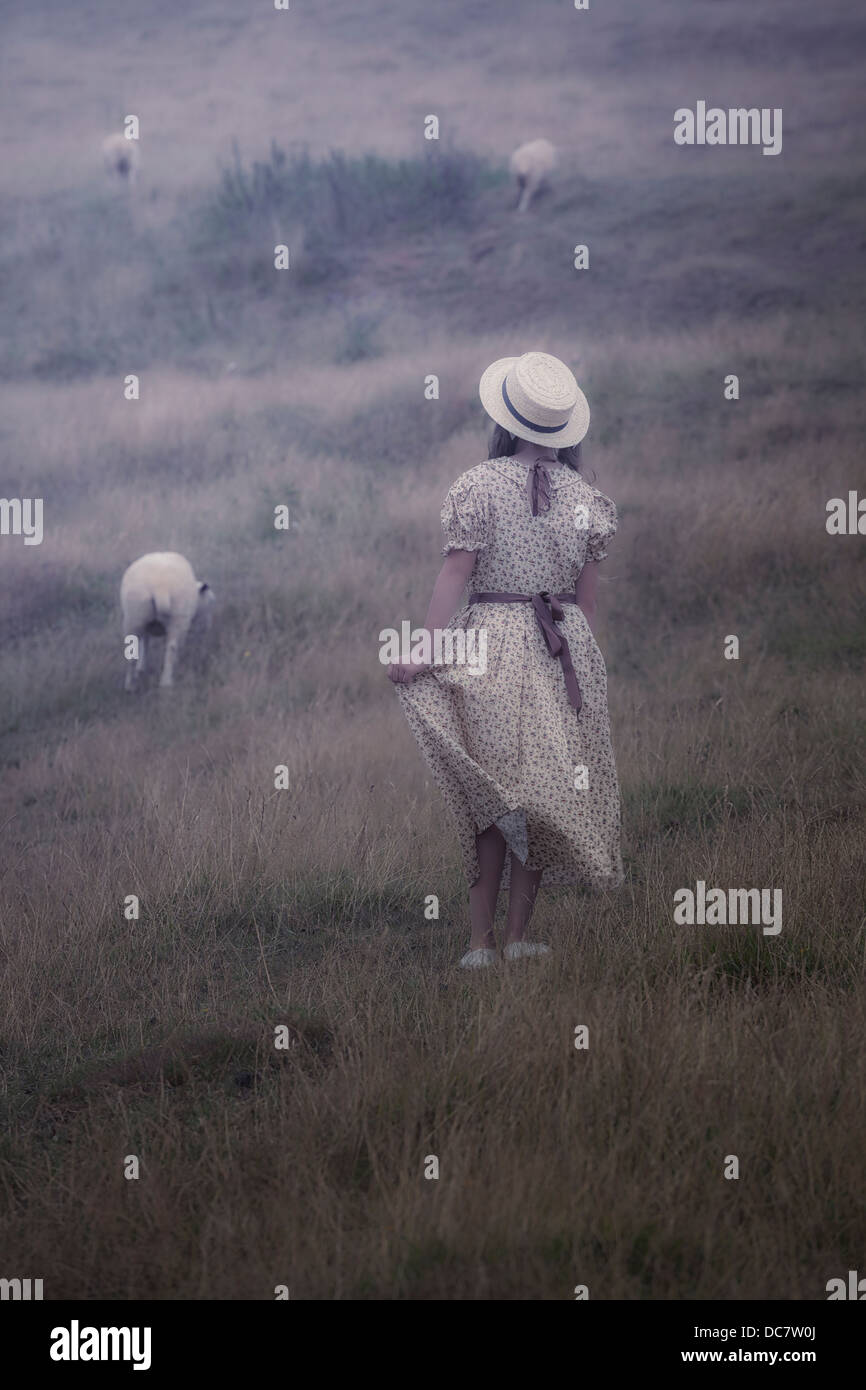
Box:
[468, 825, 507, 950]
[504, 852, 542, 945]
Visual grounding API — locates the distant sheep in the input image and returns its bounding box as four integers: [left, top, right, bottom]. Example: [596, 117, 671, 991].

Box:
[510, 138, 557, 213]
[102, 133, 140, 187]
[121, 552, 214, 691]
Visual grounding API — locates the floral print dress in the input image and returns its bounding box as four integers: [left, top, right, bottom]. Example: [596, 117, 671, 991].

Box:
[396, 456, 624, 891]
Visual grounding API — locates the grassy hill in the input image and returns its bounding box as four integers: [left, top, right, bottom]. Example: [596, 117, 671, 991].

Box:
[0, 0, 864, 1300]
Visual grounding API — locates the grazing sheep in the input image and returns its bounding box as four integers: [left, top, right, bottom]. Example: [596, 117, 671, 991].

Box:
[102, 132, 140, 187]
[121, 552, 214, 691]
[510, 138, 557, 213]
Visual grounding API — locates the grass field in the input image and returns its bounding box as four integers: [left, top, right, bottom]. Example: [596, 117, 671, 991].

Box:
[0, 0, 864, 1299]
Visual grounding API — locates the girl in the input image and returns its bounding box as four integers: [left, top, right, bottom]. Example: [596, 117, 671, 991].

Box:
[388, 351, 623, 967]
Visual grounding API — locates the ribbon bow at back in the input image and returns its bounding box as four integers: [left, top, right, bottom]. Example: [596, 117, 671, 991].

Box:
[527, 459, 553, 517]
[530, 592, 583, 713]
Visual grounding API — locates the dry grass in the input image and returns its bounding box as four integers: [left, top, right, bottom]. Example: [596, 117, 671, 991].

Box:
[0, 0, 865, 1300]
[1, 305, 863, 1298]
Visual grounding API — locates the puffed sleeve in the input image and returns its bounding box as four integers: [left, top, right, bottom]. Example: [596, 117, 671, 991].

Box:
[440, 471, 491, 556]
[584, 488, 618, 563]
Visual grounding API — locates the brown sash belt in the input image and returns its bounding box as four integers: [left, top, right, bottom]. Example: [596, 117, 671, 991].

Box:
[469, 591, 583, 715]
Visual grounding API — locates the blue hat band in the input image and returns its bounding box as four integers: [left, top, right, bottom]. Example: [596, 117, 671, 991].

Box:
[502, 376, 569, 434]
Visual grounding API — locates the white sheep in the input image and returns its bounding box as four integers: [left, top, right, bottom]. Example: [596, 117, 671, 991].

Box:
[120, 552, 214, 691]
[510, 138, 557, 213]
[102, 132, 140, 187]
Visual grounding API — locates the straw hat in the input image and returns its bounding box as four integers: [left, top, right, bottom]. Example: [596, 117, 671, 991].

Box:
[479, 350, 589, 448]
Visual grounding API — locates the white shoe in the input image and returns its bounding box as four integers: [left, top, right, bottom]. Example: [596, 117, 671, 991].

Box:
[503, 941, 551, 961]
[459, 948, 498, 969]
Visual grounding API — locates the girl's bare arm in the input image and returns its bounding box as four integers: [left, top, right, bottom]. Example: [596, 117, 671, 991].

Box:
[575, 558, 600, 633]
[387, 548, 477, 683]
[421, 548, 477, 632]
